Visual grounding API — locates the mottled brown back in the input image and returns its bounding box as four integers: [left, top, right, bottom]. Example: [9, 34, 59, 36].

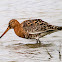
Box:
[20, 19, 60, 39]
[22, 19, 58, 33]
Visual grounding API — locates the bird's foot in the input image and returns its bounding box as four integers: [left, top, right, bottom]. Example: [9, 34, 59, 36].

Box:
[36, 39, 41, 44]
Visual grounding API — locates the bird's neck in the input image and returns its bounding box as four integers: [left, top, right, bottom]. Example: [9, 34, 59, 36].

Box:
[14, 24, 25, 38]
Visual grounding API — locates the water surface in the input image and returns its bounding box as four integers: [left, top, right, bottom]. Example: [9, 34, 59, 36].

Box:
[0, 0, 62, 62]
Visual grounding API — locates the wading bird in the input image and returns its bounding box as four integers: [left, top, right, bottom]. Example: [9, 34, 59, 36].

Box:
[0, 19, 62, 43]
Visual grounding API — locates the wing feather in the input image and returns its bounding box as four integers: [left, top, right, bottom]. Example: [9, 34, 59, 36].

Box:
[22, 19, 58, 35]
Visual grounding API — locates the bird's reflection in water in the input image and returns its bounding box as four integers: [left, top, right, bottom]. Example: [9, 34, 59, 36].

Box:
[14, 41, 53, 48]
[25, 43, 52, 48]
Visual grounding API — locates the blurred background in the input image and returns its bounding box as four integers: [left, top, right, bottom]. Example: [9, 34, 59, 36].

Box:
[0, 0, 62, 62]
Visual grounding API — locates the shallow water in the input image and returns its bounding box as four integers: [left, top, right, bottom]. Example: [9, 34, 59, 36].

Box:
[0, 0, 62, 62]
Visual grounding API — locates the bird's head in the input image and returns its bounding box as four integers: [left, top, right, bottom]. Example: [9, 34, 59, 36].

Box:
[0, 19, 19, 38]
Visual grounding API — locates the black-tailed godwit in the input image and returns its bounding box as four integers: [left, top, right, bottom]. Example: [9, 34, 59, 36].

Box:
[0, 19, 62, 43]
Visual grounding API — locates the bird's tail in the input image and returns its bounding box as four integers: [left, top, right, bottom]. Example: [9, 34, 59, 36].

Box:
[57, 26, 62, 30]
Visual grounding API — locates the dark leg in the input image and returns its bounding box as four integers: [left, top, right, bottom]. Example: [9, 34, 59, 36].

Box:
[36, 39, 41, 44]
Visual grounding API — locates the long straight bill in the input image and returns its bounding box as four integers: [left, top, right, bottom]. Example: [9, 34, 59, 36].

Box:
[0, 26, 10, 38]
